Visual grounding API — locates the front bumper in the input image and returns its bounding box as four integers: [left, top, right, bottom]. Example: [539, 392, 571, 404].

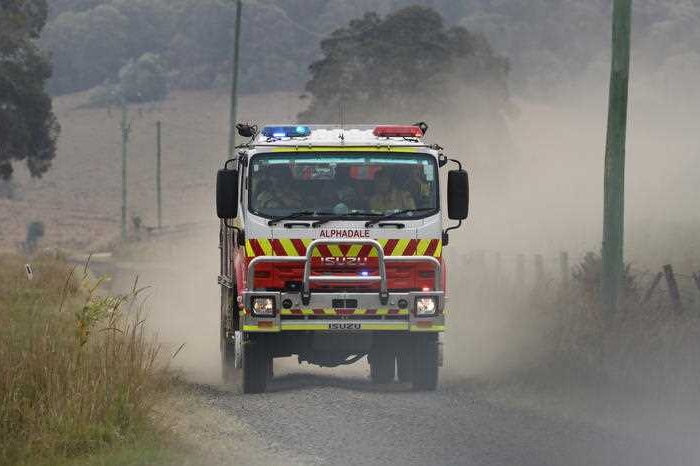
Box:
[240, 290, 445, 333]
[239, 238, 446, 333]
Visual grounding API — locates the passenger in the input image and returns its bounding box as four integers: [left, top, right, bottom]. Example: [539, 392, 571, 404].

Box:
[402, 166, 432, 208]
[369, 169, 415, 212]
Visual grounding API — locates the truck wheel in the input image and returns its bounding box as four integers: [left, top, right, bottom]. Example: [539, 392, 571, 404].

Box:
[396, 352, 413, 383]
[243, 339, 270, 394]
[369, 349, 395, 384]
[411, 334, 439, 391]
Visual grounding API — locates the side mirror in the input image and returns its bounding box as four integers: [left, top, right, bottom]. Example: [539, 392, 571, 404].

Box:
[217, 169, 239, 219]
[447, 169, 469, 220]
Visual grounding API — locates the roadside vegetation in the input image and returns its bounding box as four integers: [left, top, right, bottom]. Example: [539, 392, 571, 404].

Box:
[0, 253, 178, 466]
[452, 251, 700, 399]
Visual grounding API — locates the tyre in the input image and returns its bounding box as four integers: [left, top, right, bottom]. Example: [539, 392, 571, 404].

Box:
[411, 334, 439, 391]
[396, 351, 413, 383]
[243, 338, 270, 394]
[369, 349, 395, 384]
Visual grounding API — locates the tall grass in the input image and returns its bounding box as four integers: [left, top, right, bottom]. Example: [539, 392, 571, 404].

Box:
[0, 253, 169, 465]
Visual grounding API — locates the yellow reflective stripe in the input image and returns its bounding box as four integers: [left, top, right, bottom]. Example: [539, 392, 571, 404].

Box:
[243, 325, 280, 332]
[410, 324, 445, 332]
[433, 241, 442, 258]
[245, 240, 255, 257]
[279, 238, 297, 256]
[300, 309, 315, 315]
[327, 244, 343, 257]
[416, 239, 430, 256]
[348, 244, 363, 256]
[370, 239, 388, 257]
[258, 239, 273, 256]
[281, 323, 409, 331]
[302, 239, 321, 257]
[392, 239, 411, 256]
[353, 309, 366, 315]
[375, 308, 389, 315]
[323, 308, 335, 315]
[270, 147, 418, 153]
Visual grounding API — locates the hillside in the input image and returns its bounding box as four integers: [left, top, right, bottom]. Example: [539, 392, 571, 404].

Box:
[0, 90, 303, 252]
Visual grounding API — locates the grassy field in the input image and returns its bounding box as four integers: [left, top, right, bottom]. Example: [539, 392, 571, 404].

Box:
[0, 253, 181, 466]
[0, 90, 304, 253]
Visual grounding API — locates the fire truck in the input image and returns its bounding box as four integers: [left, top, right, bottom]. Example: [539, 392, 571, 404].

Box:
[216, 123, 469, 393]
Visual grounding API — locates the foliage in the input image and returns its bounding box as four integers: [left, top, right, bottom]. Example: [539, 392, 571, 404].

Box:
[0, 253, 170, 465]
[40, 0, 700, 99]
[0, 0, 59, 180]
[298, 6, 509, 123]
[118, 52, 168, 103]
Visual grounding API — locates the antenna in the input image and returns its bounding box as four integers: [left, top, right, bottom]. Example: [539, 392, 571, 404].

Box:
[338, 101, 345, 143]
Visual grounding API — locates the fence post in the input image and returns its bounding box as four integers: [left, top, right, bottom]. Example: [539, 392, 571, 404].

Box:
[642, 271, 663, 304]
[559, 252, 569, 290]
[663, 264, 682, 314]
[535, 254, 545, 285]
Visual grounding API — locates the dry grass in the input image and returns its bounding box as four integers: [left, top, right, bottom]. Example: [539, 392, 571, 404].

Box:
[0, 253, 170, 466]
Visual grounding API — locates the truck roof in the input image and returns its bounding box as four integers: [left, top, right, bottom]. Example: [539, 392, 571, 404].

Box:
[248, 125, 438, 150]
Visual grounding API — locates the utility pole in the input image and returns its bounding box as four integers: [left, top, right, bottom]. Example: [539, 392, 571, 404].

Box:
[601, 0, 632, 316]
[227, 0, 243, 156]
[120, 100, 131, 241]
[156, 120, 162, 229]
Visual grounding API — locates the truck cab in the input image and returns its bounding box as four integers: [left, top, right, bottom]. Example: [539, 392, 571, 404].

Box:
[217, 124, 469, 393]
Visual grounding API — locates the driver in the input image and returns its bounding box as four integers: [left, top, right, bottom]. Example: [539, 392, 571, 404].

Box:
[369, 169, 415, 212]
[255, 166, 302, 209]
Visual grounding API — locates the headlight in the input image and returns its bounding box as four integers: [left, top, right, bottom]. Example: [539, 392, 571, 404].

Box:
[251, 297, 275, 316]
[415, 297, 437, 316]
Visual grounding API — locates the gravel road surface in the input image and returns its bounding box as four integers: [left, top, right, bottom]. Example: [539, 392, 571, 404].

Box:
[183, 361, 700, 466]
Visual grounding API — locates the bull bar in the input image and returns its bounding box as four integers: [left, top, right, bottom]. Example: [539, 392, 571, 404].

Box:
[242, 239, 444, 329]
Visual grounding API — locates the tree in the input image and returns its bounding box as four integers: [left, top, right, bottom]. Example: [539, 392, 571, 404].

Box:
[298, 6, 509, 124]
[0, 0, 59, 180]
[118, 52, 168, 103]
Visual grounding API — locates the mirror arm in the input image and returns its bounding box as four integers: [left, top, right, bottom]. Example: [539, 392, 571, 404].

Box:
[224, 219, 245, 246]
[438, 155, 463, 170]
[442, 220, 462, 247]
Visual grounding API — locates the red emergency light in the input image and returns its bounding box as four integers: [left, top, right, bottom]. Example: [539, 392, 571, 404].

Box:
[373, 125, 424, 138]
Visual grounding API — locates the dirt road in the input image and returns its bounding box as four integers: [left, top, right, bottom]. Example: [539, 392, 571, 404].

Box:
[171, 362, 698, 466]
[99, 233, 700, 466]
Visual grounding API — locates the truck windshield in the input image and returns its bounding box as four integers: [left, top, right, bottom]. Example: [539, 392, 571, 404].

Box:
[248, 152, 438, 219]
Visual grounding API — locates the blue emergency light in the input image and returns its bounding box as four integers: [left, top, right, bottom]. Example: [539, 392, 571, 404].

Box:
[261, 125, 311, 139]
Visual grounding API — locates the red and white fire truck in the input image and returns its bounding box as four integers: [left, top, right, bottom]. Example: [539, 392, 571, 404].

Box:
[216, 123, 469, 393]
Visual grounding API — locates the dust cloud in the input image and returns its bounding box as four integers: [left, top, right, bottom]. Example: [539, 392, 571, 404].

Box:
[111, 61, 700, 394]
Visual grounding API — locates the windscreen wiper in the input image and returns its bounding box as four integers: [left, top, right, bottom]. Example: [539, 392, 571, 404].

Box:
[365, 208, 435, 228]
[267, 210, 315, 226]
[311, 212, 380, 228]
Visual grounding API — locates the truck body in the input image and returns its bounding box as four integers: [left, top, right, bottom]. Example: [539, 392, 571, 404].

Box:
[216, 124, 469, 393]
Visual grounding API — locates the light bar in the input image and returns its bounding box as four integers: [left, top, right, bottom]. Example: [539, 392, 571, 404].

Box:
[373, 125, 424, 138]
[261, 125, 311, 139]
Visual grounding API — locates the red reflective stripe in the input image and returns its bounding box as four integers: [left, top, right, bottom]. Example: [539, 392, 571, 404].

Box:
[339, 244, 352, 257]
[384, 239, 399, 256]
[424, 239, 438, 257]
[317, 244, 333, 257]
[250, 240, 265, 257]
[403, 239, 418, 256]
[291, 239, 306, 256]
[358, 245, 373, 257]
[271, 239, 287, 256]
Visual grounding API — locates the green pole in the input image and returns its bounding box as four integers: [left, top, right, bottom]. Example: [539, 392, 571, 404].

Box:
[601, 0, 632, 316]
[228, 0, 243, 156]
[120, 100, 130, 241]
[156, 120, 162, 229]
